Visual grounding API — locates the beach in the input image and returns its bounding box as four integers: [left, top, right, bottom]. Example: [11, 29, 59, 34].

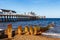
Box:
[0, 35, 60, 40]
[12, 35, 60, 40]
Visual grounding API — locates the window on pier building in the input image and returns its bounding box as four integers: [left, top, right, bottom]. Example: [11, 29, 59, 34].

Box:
[0, 12, 3, 14]
[0, 10, 3, 14]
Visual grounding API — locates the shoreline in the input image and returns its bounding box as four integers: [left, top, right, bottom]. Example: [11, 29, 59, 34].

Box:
[0, 28, 60, 39]
[1, 28, 60, 38]
[1, 35, 60, 40]
[0, 30, 60, 39]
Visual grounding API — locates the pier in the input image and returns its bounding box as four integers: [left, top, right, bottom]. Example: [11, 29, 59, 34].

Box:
[0, 14, 40, 22]
[0, 9, 45, 22]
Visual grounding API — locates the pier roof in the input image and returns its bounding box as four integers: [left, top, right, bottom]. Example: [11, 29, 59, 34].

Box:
[0, 9, 16, 13]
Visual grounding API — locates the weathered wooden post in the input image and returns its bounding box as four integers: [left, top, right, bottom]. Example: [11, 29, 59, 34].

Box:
[5, 29, 8, 35]
[5, 24, 12, 38]
[24, 26, 29, 35]
[15, 30, 18, 35]
[34, 26, 38, 35]
[17, 26, 22, 35]
[29, 26, 34, 35]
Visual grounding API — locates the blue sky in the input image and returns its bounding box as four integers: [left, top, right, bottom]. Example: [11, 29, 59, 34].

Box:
[0, 0, 60, 18]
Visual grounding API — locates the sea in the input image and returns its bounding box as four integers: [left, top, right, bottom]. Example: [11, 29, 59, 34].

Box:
[0, 18, 60, 38]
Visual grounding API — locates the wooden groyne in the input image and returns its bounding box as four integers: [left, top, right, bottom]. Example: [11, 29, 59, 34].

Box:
[0, 23, 54, 39]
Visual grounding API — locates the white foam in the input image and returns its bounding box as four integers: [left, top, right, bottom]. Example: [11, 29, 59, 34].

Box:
[50, 27, 54, 29]
[0, 29, 4, 31]
[42, 33, 60, 36]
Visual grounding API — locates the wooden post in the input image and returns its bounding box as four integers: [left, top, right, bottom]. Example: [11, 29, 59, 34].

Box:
[5, 29, 8, 35]
[34, 26, 37, 35]
[15, 30, 17, 35]
[5, 24, 12, 38]
[24, 26, 29, 35]
[17, 26, 22, 35]
[29, 26, 33, 35]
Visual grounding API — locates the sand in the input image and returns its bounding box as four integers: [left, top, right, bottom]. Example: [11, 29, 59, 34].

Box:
[12, 35, 60, 40]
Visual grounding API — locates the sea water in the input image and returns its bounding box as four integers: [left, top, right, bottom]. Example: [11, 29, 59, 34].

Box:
[0, 18, 60, 38]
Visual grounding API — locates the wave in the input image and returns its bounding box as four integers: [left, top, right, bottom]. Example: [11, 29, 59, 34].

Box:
[42, 32, 60, 38]
[0, 29, 4, 31]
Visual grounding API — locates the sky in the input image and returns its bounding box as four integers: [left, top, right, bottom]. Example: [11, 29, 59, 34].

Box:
[0, 0, 60, 18]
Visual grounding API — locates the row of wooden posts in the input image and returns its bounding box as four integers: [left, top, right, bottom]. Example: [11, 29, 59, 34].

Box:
[4, 22, 54, 39]
[4, 24, 42, 39]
